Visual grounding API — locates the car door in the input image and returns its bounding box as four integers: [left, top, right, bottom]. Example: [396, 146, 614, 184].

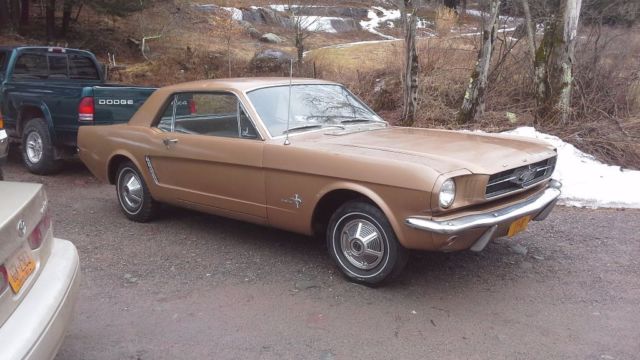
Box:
[146, 91, 266, 221]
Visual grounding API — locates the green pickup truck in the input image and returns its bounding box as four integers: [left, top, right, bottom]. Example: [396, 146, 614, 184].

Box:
[0, 46, 156, 174]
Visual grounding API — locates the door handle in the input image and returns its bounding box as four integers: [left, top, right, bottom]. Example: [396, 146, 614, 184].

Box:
[163, 138, 179, 147]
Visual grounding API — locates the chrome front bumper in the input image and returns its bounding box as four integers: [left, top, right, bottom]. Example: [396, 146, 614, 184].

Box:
[405, 180, 562, 251]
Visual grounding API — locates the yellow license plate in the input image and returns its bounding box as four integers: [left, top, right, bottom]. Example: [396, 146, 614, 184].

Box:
[508, 216, 531, 237]
[6, 248, 36, 294]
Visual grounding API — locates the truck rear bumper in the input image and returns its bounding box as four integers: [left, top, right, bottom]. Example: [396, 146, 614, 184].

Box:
[0, 238, 80, 360]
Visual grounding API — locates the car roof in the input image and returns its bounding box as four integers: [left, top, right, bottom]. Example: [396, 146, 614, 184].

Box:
[159, 77, 340, 93]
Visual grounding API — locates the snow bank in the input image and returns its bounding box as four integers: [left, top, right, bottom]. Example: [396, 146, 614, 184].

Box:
[502, 127, 640, 209]
[360, 6, 401, 40]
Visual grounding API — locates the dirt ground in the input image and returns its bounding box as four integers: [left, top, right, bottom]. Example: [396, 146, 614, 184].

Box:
[3, 154, 639, 360]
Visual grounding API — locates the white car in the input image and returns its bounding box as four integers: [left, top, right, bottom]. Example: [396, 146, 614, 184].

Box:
[0, 181, 80, 360]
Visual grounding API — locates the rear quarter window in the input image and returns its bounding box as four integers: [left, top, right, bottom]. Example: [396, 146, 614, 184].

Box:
[13, 53, 48, 79]
[68, 55, 99, 80]
[48, 55, 69, 79]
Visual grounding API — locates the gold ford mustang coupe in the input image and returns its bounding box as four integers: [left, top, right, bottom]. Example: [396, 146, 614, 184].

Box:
[78, 78, 561, 285]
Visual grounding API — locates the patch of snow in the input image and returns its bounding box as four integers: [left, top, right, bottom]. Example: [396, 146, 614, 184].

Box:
[295, 16, 341, 33]
[416, 19, 434, 29]
[458, 26, 517, 37]
[502, 127, 640, 209]
[222, 7, 243, 21]
[360, 6, 401, 40]
[465, 9, 520, 23]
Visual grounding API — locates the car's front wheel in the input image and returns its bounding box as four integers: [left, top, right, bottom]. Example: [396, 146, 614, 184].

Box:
[116, 161, 159, 222]
[327, 200, 408, 286]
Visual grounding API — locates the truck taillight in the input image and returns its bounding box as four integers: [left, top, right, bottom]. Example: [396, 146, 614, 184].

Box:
[188, 99, 197, 114]
[28, 210, 51, 250]
[78, 97, 94, 122]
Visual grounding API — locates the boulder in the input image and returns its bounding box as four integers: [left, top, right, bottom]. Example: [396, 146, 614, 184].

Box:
[247, 27, 261, 39]
[248, 49, 294, 73]
[329, 18, 360, 32]
[259, 33, 284, 44]
[241, 7, 292, 28]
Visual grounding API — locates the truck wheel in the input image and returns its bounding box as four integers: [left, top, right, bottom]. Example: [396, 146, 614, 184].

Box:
[327, 200, 409, 286]
[21, 118, 63, 175]
[116, 161, 159, 222]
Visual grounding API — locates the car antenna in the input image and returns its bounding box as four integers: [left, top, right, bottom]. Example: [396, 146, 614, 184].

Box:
[284, 59, 293, 146]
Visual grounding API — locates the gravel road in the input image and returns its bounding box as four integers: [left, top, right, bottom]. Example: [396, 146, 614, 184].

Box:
[4, 155, 639, 360]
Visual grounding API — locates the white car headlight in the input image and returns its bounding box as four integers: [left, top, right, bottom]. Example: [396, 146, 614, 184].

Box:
[439, 178, 456, 208]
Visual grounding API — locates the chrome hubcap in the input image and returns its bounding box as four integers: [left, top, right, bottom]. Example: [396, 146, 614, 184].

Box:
[26, 132, 43, 163]
[340, 219, 385, 270]
[119, 170, 143, 212]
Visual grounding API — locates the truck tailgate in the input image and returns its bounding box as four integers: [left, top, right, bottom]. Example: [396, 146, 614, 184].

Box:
[91, 86, 156, 125]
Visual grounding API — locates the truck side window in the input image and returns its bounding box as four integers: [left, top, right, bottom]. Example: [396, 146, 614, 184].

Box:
[13, 54, 48, 79]
[48, 55, 69, 79]
[68, 55, 99, 80]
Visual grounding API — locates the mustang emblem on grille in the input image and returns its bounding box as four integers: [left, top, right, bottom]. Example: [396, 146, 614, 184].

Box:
[511, 167, 538, 187]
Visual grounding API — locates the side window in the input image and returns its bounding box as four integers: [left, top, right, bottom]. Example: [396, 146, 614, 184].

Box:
[68, 55, 99, 80]
[162, 92, 258, 139]
[157, 97, 175, 132]
[13, 54, 48, 79]
[48, 55, 68, 79]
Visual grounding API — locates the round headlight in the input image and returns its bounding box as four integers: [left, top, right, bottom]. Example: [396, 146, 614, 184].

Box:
[439, 178, 456, 208]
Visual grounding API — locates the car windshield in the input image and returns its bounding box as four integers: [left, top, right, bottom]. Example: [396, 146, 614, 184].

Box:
[247, 84, 385, 137]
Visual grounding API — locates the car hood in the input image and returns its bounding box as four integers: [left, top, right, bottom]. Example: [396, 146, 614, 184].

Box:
[309, 127, 557, 175]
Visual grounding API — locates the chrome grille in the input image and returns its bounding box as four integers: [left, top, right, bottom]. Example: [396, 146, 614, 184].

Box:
[485, 156, 557, 198]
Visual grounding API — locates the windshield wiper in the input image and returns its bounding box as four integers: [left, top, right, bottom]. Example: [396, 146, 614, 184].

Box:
[282, 124, 323, 134]
[340, 118, 387, 125]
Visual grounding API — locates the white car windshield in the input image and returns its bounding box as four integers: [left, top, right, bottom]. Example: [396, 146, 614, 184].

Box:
[247, 84, 385, 137]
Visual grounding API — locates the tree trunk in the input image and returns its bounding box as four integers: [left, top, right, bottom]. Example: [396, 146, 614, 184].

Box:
[7, 0, 19, 30]
[46, 0, 55, 42]
[520, 0, 536, 64]
[61, 0, 72, 36]
[0, 0, 10, 32]
[20, 0, 28, 26]
[534, 0, 582, 124]
[402, 0, 418, 127]
[457, 0, 500, 124]
[295, 30, 304, 64]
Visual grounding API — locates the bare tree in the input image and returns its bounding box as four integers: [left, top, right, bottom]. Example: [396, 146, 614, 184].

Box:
[457, 0, 500, 123]
[213, 13, 242, 78]
[285, 1, 321, 64]
[534, 0, 583, 123]
[401, 0, 419, 126]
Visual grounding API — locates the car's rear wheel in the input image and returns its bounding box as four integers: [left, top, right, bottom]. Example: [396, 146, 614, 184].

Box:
[327, 200, 408, 286]
[116, 161, 158, 222]
[21, 118, 63, 175]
